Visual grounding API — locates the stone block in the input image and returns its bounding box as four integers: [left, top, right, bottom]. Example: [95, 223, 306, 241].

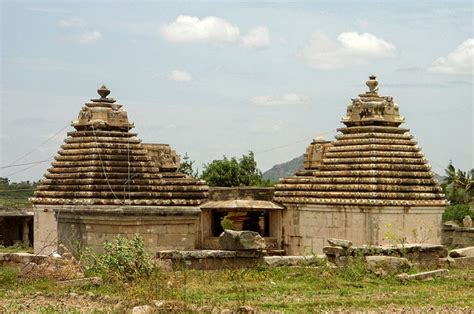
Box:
[167, 224, 191, 234]
[323, 246, 349, 257]
[327, 238, 352, 248]
[449, 256, 474, 269]
[449, 246, 474, 258]
[396, 269, 449, 281]
[218, 230, 266, 251]
[366, 256, 411, 275]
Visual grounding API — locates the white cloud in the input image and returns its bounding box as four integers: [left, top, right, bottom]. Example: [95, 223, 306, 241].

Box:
[428, 38, 474, 75]
[78, 31, 102, 44]
[240, 26, 271, 49]
[160, 15, 240, 43]
[252, 93, 308, 106]
[301, 31, 395, 69]
[168, 70, 193, 82]
[58, 17, 86, 28]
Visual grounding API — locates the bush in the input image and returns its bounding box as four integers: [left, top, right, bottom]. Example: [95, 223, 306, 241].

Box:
[82, 234, 154, 281]
[0, 267, 18, 286]
[442, 204, 474, 224]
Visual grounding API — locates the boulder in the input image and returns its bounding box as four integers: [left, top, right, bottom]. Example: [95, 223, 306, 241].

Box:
[132, 305, 154, 314]
[327, 238, 352, 249]
[218, 230, 266, 250]
[366, 256, 411, 276]
[449, 246, 474, 258]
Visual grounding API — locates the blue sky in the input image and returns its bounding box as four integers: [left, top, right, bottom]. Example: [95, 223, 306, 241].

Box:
[1, 1, 472, 182]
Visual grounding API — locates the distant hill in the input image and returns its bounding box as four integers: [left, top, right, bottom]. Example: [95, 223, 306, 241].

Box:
[263, 155, 446, 183]
[262, 154, 304, 181]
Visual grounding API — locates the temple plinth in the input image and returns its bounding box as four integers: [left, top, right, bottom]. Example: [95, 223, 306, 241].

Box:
[31, 86, 209, 255]
[274, 76, 447, 254]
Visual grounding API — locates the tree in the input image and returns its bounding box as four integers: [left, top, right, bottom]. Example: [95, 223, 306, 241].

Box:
[178, 153, 199, 178]
[442, 162, 474, 204]
[200, 151, 273, 187]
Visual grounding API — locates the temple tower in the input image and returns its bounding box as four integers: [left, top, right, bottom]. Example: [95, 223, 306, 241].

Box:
[274, 76, 447, 254]
[31, 86, 208, 254]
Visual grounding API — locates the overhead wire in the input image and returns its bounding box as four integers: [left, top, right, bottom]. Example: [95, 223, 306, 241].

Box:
[91, 124, 124, 204]
[3, 123, 70, 168]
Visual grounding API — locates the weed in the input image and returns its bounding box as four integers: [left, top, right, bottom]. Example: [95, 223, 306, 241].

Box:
[81, 234, 154, 282]
[0, 267, 18, 286]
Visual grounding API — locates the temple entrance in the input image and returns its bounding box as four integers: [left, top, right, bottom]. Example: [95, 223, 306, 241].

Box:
[211, 210, 270, 237]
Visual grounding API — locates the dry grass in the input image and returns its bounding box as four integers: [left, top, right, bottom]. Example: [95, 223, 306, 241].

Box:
[1, 263, 473, 313]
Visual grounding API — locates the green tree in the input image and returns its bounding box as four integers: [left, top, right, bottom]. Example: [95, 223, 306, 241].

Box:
[201, 151, 273, 187]
[442, 162, 474, 204]
[178, 153, 199, 178]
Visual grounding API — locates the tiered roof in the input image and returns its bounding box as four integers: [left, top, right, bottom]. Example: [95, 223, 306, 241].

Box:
[31, 86, 208, 206]
[274, 76, 447, 207]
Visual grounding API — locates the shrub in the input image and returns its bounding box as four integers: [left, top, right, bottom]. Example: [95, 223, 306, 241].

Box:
[220, 216, 235, 231]
[0, 267, 18, 286]
[442, 204, 474, 224]
[82, 234, 154, 281]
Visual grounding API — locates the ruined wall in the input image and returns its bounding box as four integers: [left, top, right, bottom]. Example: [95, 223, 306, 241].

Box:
[442, 225, 474, 248]
[282, 205, 444, 255]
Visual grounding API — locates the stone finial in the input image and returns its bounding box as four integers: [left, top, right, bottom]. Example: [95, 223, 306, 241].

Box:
[97, 85, 111, 98]
[366, 75, 378, 93]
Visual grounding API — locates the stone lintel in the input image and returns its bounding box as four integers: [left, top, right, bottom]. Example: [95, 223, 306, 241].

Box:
[33, 204, 201, 217]
[156, 249, 264, 259]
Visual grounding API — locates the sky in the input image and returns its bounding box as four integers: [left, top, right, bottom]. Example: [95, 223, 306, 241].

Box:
[1, 0, 473, 182]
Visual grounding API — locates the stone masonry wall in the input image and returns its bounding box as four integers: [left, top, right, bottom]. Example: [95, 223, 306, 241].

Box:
[57, 210, 199, 254]
[441, 225, 474, 248]
[282, 205, 444, 255]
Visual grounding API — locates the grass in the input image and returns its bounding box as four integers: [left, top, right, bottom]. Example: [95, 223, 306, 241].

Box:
[1, 263, 473, 312]
[0, 244, 34, 253]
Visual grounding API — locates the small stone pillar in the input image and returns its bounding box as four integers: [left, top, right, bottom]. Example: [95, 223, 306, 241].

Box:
[22, 220, 30, 246]
[463, 216, 473, 228]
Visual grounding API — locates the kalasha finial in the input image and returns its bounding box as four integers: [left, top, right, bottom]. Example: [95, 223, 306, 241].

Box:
[366, 75, 378, 93]
[97, 85, 111, 98]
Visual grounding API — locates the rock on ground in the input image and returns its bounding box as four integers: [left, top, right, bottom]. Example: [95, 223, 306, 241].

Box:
[449, 246, 474, 258]
[132, 305, 154, 314]
[327, 238, 352, 248]
[396, 269, 449, 281]
[366, 256, 411, 276]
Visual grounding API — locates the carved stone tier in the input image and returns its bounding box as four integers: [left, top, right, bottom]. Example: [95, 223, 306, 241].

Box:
[274, 76, 447, 207]
[31, 86, 208, 207]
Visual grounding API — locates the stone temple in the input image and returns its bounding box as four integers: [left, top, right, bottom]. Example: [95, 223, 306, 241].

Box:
[30, 86, 209, 254]
[274, 76, 447, 254]
[30, 77, 447, 256]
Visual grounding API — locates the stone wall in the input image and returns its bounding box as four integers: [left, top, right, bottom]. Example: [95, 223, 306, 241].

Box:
[56, 207, 201, 254]
[441, 225, 474, 248]
[34, 206, 58, 255]
[282, 204, 444, 255]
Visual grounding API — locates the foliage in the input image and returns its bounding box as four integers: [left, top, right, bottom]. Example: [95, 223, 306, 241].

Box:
[179, 153, 199, 178]
[441, 163, 474, 204]
[0, 267, 18, 286]
[0, 177, 37, 208]
[220, 216, 235, 230]
[442, 204, 474, 223]
[81, 234, 154, 281]
[0, 243, 33, 253]
[200, 151, 273, 187]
